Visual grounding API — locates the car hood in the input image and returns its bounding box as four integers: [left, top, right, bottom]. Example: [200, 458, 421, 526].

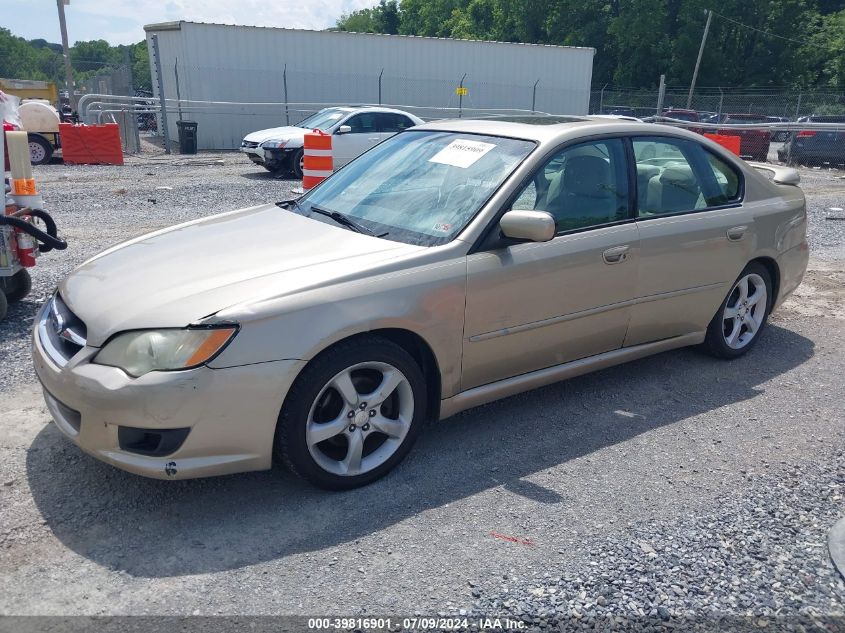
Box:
[242, 126, 307, 145]
[60, 205, 424, 346]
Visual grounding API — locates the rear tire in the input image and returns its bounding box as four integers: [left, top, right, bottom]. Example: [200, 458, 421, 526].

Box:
[28, 134, 53, 165]
[2, 269, 32, 303]
[274, 336, 427, 490]
[703, 262, 772, 359]
[0, 290, 7, 321]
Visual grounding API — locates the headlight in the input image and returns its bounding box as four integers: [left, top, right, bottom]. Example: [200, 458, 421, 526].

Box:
[93, 326, 237, 377]
[261, 140, 286, 149]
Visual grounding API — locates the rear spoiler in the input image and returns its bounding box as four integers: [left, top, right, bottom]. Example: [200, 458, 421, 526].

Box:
[747, 162, 800, 186]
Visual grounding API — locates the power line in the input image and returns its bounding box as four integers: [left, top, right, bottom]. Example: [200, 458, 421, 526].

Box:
[709, 10, 813, 47]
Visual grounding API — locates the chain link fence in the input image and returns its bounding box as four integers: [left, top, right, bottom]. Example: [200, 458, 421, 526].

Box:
[590, 87, 845, 120]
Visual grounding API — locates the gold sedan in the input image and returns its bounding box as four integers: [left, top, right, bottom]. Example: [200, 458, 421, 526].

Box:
[32, 117, 808, 489]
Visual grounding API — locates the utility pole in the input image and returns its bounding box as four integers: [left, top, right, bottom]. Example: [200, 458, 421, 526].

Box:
[656, 74, 666, 115]
[56, 0, 76, 111]
[686, 9, 712, 110]
[151, 34, 171, 154]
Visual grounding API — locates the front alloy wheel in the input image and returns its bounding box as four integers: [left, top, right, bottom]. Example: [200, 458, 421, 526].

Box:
[306, 362, 413, 477]
[275, 337, 426, 489]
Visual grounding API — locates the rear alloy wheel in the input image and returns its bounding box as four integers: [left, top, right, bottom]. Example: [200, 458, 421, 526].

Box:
[275, 337, 426, 489]
[28, 135, 53, 165]
[704, 263, 772, 358]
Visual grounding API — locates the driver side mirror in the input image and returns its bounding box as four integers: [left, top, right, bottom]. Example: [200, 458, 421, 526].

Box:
[499, 210, 556, 242]
[336, 125, 352, 135]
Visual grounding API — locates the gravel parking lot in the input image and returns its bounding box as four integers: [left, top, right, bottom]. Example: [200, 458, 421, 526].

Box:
[0, 153, 843, 626]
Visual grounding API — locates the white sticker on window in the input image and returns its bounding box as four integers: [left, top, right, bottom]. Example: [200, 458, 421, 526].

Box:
[428, 139, 496, 169]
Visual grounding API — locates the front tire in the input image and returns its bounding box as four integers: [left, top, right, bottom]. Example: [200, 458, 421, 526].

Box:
[275, 337, 427, 490]
[703, 262, 772, 359]
[289, 149, 304, 179]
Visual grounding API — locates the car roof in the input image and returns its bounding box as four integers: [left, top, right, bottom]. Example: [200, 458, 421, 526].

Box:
[326, 105, 419, 116]
[413, 116, 698, 144]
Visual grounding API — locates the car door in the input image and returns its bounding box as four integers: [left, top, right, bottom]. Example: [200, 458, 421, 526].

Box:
[332, 112, 381, 167]
[462, 138, 640, 390]
[624, 135, 752, 347]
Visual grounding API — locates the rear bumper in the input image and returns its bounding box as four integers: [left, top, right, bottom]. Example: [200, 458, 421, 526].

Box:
[774, 240, 810, 310]
[32, 304, 305, 479]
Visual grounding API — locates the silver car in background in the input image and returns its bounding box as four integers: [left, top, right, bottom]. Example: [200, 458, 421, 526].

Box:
[33, 117, 808, 489]
[239, 106, 424, 177]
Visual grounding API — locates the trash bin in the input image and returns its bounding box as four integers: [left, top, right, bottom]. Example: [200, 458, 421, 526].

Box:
[176, 120, 198, 154]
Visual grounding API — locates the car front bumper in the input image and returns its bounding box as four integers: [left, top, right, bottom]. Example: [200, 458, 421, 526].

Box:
[239, 145, 294, 168]
[32, 301, 305, 480]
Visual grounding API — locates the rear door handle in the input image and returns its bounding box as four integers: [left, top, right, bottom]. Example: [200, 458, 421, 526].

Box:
[602, 245, 630, 264]
[368, 137, 380, 142]
[727, 225, 748, 241]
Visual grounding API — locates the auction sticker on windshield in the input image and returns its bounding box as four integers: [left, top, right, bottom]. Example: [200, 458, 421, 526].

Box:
[429, 139, 496, 168]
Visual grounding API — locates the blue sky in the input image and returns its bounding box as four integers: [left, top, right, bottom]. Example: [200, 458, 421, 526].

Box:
[3, 0, 380, 45]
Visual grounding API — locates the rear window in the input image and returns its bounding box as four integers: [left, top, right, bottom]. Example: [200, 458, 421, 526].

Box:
[723, 115, 770, 124]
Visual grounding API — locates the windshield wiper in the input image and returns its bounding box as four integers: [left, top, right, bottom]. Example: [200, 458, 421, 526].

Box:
[309, 204, 380, 237]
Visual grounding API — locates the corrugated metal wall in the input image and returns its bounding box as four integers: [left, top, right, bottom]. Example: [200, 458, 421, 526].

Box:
[145, 22, 595, 150]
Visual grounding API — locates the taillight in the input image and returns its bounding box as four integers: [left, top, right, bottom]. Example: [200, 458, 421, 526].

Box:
[796, 130, 816, 138]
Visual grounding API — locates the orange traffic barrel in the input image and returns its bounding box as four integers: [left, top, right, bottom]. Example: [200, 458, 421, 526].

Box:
[302, 129, 333, 190]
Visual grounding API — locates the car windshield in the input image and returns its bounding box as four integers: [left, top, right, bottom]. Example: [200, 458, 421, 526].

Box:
[296, 108, 348, 132]
[294, 130, 536, 246]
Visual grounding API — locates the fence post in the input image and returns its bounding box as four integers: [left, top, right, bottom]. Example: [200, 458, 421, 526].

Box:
[795, 93, 802, 119]
[599, 83, 608, 114]
[718, 87, 724, 118]
[150, 34, 171, 155]
[378, 68, 384, 105]
[283, 64, 290, 126]
[458, 73, 467, 118]
[532, 78, 540, 113]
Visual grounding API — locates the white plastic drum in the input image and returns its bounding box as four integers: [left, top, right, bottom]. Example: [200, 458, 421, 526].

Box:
[19, 100, 60, 134]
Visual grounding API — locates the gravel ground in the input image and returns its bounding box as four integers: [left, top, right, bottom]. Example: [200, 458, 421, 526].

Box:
[463, 450, 845, 631]
[0, 152, 843, 626]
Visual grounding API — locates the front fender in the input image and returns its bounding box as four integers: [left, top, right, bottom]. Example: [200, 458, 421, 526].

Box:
[208, 258, 467, 398]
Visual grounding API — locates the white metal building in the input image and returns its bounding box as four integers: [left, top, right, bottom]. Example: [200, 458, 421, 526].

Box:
[144, 21, 595, 150]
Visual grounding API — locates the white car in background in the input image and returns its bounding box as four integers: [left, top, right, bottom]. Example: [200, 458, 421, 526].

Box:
[240, 106, 424, 177]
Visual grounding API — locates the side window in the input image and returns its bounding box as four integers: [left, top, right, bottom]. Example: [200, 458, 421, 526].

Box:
[703, 152, 740, 205]
[378, 113, 414, 133]
[345, 113, 377, 134]
[511, 138, 629, 232]
[632, 137, 740, 216]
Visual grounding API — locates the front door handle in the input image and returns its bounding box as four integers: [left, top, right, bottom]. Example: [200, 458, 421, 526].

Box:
[727, 225, 748, 241]
[368, 137, 380, 142]
[602, 245, 630, 264]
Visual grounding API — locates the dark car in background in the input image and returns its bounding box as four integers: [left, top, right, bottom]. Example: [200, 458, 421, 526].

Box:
[777, 115, 845, 166]
[660, 109, 704, 134]
[718, 114, 774, 161]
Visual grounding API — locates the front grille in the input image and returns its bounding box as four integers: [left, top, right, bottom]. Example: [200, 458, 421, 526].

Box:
[38, 294, 87, 367]
[241, 140, 259, 149]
